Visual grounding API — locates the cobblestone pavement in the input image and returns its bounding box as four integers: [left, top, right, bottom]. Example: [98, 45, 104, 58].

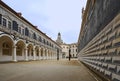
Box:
[0, 60, 99, 81]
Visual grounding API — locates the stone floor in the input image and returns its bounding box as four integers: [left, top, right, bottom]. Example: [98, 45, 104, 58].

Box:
[0, 59, 101, 81]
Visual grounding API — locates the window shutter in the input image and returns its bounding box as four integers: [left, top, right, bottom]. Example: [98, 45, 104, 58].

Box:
[0, 14, 2, 25]
[12, 21, 18, 32]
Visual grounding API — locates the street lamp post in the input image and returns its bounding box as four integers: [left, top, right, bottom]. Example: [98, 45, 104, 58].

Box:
[57, 49, 59, 60]
[69, 49, 71, 61]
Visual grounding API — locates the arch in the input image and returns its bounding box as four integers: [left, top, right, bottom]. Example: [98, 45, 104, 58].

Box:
[27, 43, 33, 57]
[16, 40, 26, 56]
[40, 47, 44, 57]
[15, 39, 26, 47]
[0, 34, 14, 44]
[0, 34, 14, 56]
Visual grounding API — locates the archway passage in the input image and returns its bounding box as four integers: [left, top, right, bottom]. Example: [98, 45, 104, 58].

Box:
[40, 48, 44, 59]
[35, 46, 39, 60]
[27, 44, 33, 59]
[0, 35, 14, 56]
[16, 40, 26, 56]
[35, 46, 39, 56]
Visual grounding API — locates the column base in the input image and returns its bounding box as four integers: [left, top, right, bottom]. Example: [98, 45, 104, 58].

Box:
[13, 60, 17, 62]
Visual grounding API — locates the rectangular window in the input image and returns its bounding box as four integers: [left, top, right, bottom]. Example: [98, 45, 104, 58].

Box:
[22, 29, 24, 35]
[12, 21, 18, 32]
[8, 21, 11, 29]
[2, 18, 7, 27]
[76, 49, 77, 52]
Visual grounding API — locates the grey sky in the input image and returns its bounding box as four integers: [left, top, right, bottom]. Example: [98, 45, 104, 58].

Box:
[2, 0, 87, 43]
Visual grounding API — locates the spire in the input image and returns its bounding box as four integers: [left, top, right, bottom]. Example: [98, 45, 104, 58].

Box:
[58, 32, 61, 36]
[56, 32, 63, 45]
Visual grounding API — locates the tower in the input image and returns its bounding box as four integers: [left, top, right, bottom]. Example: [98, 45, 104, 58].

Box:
[56, 32, 63, 45]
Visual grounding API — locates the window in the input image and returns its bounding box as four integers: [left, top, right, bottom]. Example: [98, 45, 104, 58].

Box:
[25, 27, 29, 36]
[2, 18, 7, 27]
[8, 21, 11, 29]
[33, 33, 37, 40]
[43, 39, 45, 44]
[22, 29, 24, 35]
[76, 49, 77, 52]
[39, 36, 42, 42]
[12, 21, 18, 32]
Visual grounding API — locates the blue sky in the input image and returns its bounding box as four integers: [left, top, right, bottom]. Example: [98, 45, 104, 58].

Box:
[2, 0, 87, 44]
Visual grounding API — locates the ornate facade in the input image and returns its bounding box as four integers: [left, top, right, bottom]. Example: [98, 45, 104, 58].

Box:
[0, 1, 61, 62]
[78, 0, 120, 81]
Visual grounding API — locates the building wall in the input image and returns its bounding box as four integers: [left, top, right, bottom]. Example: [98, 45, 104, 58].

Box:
[61, 44, 69, 58]
[70, 44, 77, 57]
[61, 43, 77, 58]
[78, 0, 120, 52]
[0, 1, 62, 62]
[78, 0, 120, 81]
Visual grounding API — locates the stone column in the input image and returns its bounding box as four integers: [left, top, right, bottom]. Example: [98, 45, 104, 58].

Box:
[47, 50, 48, 59]
[50, 52, 52, 59]
[43, 49, 45, 59]
[33, 48, 36, 60]
[12, 45, 17, 62]
[29, 49, 31, 57]
[39, 48, 41, 60]
[25, 48, 28, 61]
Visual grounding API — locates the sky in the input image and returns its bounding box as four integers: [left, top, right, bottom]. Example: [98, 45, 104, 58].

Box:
[2, 0, 87, 44]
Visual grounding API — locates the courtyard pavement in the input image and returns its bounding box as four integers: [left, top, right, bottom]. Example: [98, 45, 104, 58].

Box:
[0, 59, 101, 81]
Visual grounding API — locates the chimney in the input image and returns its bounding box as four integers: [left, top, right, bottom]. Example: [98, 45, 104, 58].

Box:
[17, 12, 22, 16]
[34, 26, 38, 28]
